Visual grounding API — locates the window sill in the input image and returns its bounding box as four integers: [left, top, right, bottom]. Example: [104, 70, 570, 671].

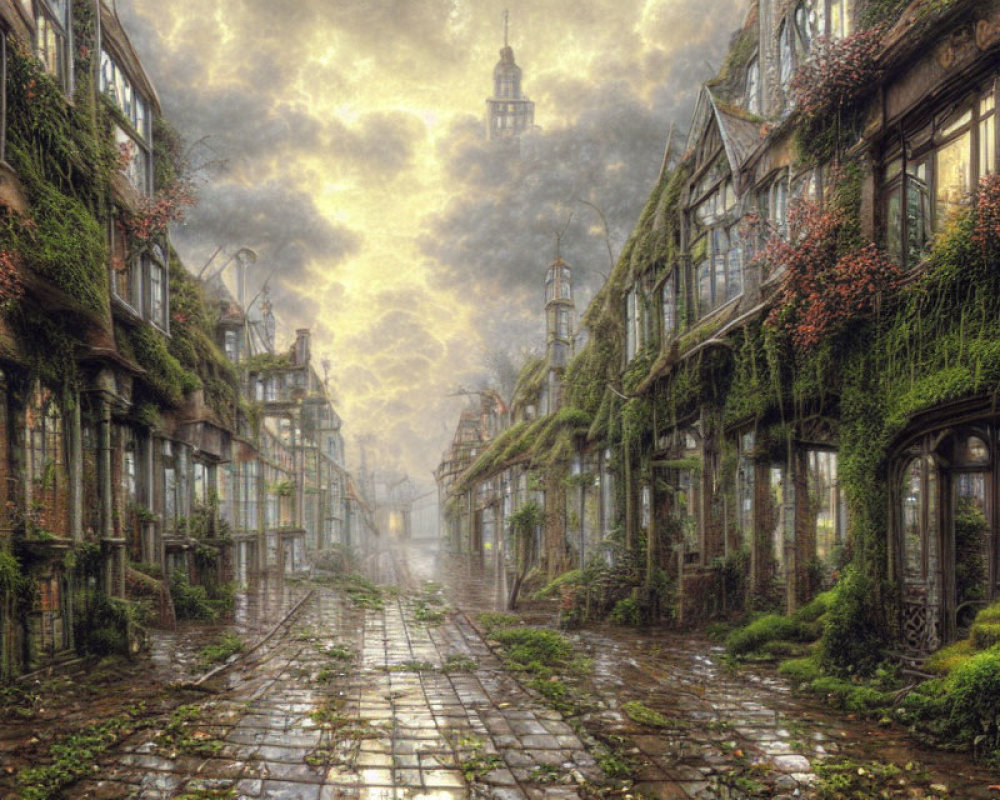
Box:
[111, 292, 142, 324]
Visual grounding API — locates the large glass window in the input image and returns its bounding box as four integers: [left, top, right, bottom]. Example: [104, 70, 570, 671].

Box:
[146, 245, 167, 329]
[625, 286, 644, 361]
[807, 450, 845, 564]
[778, 21, 794, 94]
[101, 50, 152, 195]
[745, 56, 760, 115]
[901, 455, 937, 580]
[27, 384, 65, 533]
[34, 0, 70, 90]
[690, 172, 741, 318]
[661, 272, 676, 340]
[737, 431, 755, 548]
[883, 88, 997, 268]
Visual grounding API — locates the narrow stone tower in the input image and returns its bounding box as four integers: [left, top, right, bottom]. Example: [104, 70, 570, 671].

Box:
[544, 254, 574, 413]
[486, 10, 535, 141]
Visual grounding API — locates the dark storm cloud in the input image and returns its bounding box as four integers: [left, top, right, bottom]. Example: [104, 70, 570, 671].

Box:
[173, 178, 361, 318]
[420, 2, 743, 329]
[421, 87, 668, 301]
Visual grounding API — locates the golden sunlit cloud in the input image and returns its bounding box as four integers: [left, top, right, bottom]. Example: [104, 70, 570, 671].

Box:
[118, 0, 744, 484]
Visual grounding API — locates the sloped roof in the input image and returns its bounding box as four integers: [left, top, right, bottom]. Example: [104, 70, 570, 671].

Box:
[686, 87, 764, 176]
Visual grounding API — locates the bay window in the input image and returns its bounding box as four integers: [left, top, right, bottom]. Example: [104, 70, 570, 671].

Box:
[882, 86, 997, 268]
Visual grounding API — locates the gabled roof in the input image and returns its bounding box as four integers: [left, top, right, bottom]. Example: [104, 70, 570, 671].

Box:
[686, 87, 763, 177]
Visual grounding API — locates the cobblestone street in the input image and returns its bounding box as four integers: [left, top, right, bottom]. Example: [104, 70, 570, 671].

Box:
[1, 540, 996, 799]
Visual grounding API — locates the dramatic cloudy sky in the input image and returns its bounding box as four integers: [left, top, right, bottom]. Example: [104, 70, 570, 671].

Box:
[116, 0, 744, 486]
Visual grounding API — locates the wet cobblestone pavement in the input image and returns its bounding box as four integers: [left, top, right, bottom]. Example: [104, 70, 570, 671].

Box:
[2, 541, 997, 799]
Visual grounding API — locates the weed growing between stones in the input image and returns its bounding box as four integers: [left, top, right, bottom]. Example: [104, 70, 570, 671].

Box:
[447, 733, 503, 781]
[530, 763, 564, 783]
[812, 759, 947, 800]
[621, 700, 690, 730]
[441, 654, 477, 672]
[412, 599, 446, 625]
[315, 642, 353, 660]
[16, 704, 147, 800]
[197, 632, 244, 669]
[156, 704, 225, 758]
[489, 627, 572, 675]
[390, 659, 436, 672]
[338, 574, 385, 610]
[476, 611, 522, 635]
[174, 790, 237, 800]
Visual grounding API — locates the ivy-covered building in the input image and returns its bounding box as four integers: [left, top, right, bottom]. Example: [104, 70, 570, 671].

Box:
[0, 0, 362, 680]
[446, 0, 1000, 659]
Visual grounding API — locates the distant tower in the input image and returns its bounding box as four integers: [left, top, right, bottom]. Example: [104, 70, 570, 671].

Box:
[544, 247, 574, 414]
[486, 10, 535, 141]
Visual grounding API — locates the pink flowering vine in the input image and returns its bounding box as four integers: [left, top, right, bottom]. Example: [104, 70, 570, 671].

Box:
[123, 180, 195, 246]
[791, 27, 885, 119]
[761, 201, 901, 350]
[973, 173, 1000, 257]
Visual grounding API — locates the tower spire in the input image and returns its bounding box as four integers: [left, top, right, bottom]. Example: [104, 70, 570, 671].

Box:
[503, 9, 509, 47]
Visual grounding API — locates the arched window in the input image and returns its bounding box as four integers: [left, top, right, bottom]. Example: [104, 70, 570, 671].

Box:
[901, 455, 937, 580]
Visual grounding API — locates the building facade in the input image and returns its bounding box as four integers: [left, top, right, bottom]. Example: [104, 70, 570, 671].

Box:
[445, 0, 1000, 654]
[0, 0, 369, 680]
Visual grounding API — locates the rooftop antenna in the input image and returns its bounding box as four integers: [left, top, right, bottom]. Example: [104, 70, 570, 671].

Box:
[503, 9, 509, 47]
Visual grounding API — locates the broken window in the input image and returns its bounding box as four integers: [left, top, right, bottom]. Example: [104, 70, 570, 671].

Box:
[883, 85, 997, 268]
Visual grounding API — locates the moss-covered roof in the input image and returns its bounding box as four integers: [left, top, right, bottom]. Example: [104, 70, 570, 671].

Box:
[511, 355, 547, 412]
[451, 406, 593, 495]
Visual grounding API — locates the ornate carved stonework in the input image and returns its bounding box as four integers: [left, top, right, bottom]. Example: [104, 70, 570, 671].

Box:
[937, 25, 975, 69]
[976, 18, 1000, 51]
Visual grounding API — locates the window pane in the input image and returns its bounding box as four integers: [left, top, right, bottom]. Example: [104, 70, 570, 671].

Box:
[698, 260, 712, 315]
[980, 114, 995, 177]
[770, 466, 786, 578]
[662, 280, 675, 337]
[902, 458, 924, 579]
[939, 107, 972, 139]
[935, 129, 972, 229]
[779, 22, 793, 91]
[746, 58, 760, 115]
[885, 184, 902, 265]
[905, 158, 931, 263]
[727, 235, 743, 299]
[810, 451, 841, 563]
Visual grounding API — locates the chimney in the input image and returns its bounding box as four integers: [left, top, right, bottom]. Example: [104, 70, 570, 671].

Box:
[294, 329, 311, 366]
